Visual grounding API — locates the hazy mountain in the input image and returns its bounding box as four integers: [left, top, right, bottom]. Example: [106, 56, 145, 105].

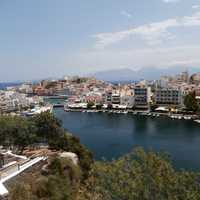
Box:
[91, 67, 200, 82]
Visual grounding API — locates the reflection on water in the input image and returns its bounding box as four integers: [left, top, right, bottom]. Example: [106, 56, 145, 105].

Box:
[54, 108, 200, 171]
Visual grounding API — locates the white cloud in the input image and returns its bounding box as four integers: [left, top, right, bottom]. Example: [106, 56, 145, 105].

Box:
[120, 10, 133, 18]
[162, 0, 180, 3]
[192, 5, 200, 9]
[65, 45, 200, 74]
[165, 59, 200, 67]
[93, 11, 200, 48]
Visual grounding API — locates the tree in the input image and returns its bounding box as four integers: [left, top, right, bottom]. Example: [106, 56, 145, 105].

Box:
[12, 118, 37, 153]
[9, 182, 33, 200]
[0, 112, 93, 179]
[9, 157, 81, 200]
[49, 133, 93, 180]
[96, 104, 103, 110]
[81, 148, 200, 200]
[0, 116, 36, 152]
[32, 111, 63, 142]
[87, 102, 95, 109]
[184, 92, 199, 112]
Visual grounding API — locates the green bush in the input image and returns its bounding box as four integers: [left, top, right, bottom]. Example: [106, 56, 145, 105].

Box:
[81, 148, 200, 200]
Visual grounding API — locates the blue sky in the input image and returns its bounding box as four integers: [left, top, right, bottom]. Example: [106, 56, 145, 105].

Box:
[0, 0, 200, 81]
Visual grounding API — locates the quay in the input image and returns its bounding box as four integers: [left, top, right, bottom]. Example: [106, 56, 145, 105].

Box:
[63, 107, 198, 121]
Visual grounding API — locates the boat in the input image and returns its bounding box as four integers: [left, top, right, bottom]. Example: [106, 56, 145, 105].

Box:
[53, 103, 64, 108]
[184, 116, 191, 120]
[194, 120, 200, 124]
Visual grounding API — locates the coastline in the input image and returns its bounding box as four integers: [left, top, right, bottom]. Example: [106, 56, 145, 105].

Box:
[62, 108, 199, 122]
[53, 107, 200, 170]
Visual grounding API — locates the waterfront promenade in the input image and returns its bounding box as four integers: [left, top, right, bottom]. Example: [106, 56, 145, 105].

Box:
[63, 108, 198, 121]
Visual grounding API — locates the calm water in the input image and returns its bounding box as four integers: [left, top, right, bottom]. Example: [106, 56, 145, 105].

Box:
[54, 108, 200, 171]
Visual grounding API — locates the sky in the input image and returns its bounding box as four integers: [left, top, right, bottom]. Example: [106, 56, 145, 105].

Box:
[0, 0, 200, 81]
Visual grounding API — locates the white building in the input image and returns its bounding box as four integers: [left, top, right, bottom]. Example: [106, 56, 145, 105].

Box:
[105, 91, 112, 105]
[111, 93, 121, 105]
[0, 90, 43, 112]
[120, 95, 135, 108]
[19, 83, 33, 94]
[155, 88, 183, 107]
[134, 87, 151, 109]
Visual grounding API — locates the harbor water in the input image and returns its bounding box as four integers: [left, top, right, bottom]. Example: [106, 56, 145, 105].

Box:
[54, 108, 200, 171]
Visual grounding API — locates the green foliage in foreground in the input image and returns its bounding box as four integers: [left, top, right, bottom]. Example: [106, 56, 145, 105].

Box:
[2, 113, 200, 200]
[0, 112, 93, 179]
[80, 148, 200, 200]
[0, 116, 37, 152]
[9, 157, 81, 200]
[8, 148, 200, 200]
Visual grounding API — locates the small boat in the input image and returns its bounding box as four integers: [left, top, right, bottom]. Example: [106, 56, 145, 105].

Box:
[184, 116, 191, 120]
[194, 120, 200, 124]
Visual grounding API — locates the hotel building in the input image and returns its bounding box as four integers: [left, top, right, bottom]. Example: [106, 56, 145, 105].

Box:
[155, 88, 183, 106]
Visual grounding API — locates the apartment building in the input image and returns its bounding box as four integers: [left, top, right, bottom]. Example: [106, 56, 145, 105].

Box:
[105, 91, 112, 105]
[155, 88, 183, 106]
[134, 87, 151, 109]
[111, 93, 121, 105]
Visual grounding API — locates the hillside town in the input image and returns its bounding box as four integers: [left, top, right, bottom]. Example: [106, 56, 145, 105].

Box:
[1, 70, 200, 199]
[1, 71, 200, 116]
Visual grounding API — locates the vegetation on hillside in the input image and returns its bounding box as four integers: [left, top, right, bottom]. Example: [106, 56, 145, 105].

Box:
[1, 112, 200, 200]
[8, 148, 200, 200]
[184, 92, 199, 112]
[9, 157, 81, 200]
[0, 112, 93, 179]
[80, 148, 200, 200]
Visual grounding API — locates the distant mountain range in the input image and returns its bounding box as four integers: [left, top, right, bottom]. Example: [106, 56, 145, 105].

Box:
[90, 67, 200, 82]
